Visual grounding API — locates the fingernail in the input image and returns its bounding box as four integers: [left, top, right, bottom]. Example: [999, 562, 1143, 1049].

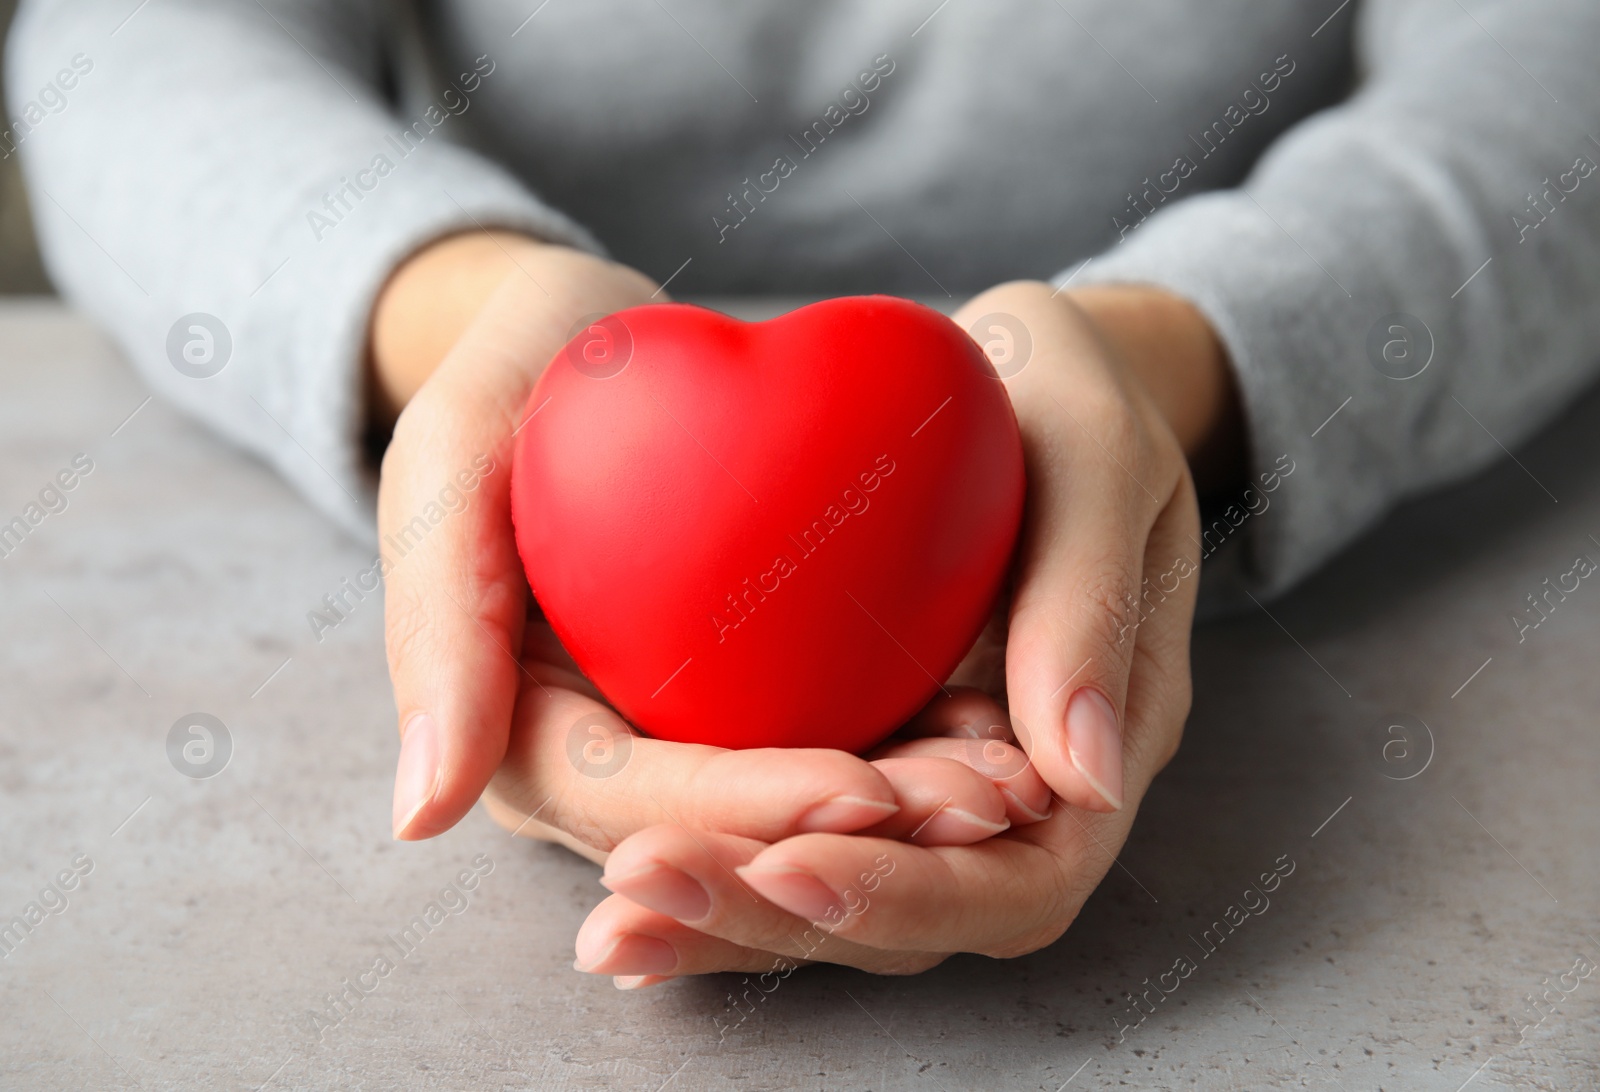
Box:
[797, 795, 900, 833]
[614, 975, 672, 990]
[392, 712, 442, 839]
[1000, 787, 1053, 823]
[573, 933, 677, 976]
[601, 862, 711, 922]
[910, 807, 1010, 845]
[606, 936, 679, 977]
[1066, 688, 1123, 810]
[735, 866, 843, 923]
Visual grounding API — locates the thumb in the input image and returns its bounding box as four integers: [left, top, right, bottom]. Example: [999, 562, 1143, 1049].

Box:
[1002, 394, 1202, 813]
[381, 275, 572, 840]
[998, 372, 1193, 815]
[1002, 436, 1146, 814]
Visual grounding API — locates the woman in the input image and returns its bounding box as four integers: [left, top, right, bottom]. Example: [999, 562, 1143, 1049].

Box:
[10, 0, 1600, 986]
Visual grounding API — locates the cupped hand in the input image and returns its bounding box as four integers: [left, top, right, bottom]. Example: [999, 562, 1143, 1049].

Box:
[374, 236, 1049, 858]
[475, 621, 1055, 866]
[376, 234, 658, 842]
[575, 280, 1222, 983]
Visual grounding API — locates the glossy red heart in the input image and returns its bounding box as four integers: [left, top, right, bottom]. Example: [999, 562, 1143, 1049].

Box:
[510, 296, 1024, 753]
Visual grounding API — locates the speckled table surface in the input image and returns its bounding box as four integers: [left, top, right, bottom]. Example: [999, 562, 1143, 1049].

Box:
[1, 298, 1597, 1091]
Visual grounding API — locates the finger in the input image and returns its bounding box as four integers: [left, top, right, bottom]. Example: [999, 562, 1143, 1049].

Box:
[737, 830, 1080, 958]
[382, 274, 557, 840]
[869, 737, 1052, 826]
[596, 825, 948, 973]
[862, 756, 1011, 845]
[995, 295, 1188, 813]
[480, 789, 608, 865]
[574, 893, 782, 978]
[887, 689, 1052, 823]
[612, 975, 674, 990]
[486, 684, 902, 854]
[384, 262, 658, 840]
[897, 686, 1013, 740]
[576, 893, 950, 982]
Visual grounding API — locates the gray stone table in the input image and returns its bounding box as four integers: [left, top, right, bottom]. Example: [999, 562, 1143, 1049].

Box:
[1, 298, 1597, 1090]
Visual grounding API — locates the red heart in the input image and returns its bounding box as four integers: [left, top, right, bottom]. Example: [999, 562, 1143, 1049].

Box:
[510, 296, 1025, 753]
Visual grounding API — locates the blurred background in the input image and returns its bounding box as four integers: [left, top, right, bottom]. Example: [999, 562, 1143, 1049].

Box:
[0, 0, 51, 294]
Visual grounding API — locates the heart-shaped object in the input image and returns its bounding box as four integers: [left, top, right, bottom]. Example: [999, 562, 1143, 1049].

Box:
[510, 296, 1024, 753]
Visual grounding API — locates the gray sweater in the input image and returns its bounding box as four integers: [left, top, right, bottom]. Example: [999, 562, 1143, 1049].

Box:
[9, 0, 1600, 600]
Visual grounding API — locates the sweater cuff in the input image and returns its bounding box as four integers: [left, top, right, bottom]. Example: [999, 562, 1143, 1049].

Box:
[1059, 189, 1381, 610]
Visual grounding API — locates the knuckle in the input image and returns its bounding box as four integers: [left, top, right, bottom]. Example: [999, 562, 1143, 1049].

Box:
[1163, 680, 1193, 764]
[954, 279, 1047, 325]
[1076, 569, 1140, 663]
[1014, 566, 1136, 668]
[525, 779, 620, 854]
[493, 695, 629, 854]
[872, 951, 950, 976]
[472, 572, 526, 630]
[382, 583, 433, 673]
[1091, 398, 1142, 459]
[980, 919, 1070, 960]
[1128, 653, 1190, 774]
[977, 890, 1076, 958]
[615, 263, 662, 302]
[385, 396, 445, 465]
[1157, 728, 1185, 771]
[960, 854, 1078, 960]
[680, 752, 729, 824]
[1154, 708, 1187, 770]
[485, 766, 549, 832]
[565, 814, 621, 854]
[1145, 707, 1187, 775]
[1154, 419, 1187, 472]
[979, 853, 1089, 959]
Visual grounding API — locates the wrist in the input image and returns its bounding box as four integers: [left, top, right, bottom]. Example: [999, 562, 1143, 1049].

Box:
[367, 230, 556, 429]
[1063, 284, 1244, 494]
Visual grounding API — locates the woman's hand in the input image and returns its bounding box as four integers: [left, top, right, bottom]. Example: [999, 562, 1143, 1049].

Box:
[573, 281, 1236, 983]
[374, 236, 1053, 855]
[375, 232, 659, 841]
